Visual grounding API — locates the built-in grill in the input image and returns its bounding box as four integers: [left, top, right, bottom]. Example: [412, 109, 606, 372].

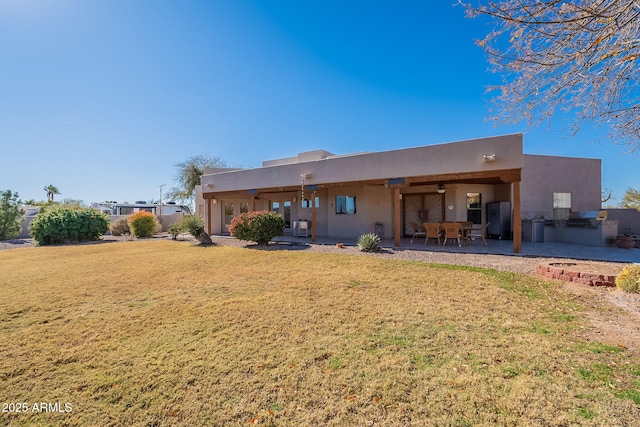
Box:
[565, 211, 607, 228]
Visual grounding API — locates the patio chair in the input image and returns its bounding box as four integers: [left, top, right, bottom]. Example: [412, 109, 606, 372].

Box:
[442, 222, 463, 247]
[423, 222, 442, 246]
[409, 221, 426, 243]
[467, 222, 490, 246]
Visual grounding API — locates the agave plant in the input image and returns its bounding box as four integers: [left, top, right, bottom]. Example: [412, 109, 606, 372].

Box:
[357, 233, 381, 252]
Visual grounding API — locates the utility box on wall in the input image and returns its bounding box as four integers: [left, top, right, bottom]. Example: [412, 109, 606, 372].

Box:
[487, 202, 511, 239]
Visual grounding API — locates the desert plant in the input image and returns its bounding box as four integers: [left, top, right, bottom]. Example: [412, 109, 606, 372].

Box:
[181, 214, 204, 237]
[127, 211, 159, 238]
[109, 217, 131, 236]
[168, 222, 184, 240]
[29, 207, 109, 245]
[176, 214, 212, 245]
[357, 232, 381, 252]
[229, 211, 285, 245]
[0, 190, 23, 240]
[616, 265, 640, 293]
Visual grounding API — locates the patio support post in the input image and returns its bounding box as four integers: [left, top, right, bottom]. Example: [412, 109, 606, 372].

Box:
[206, 198, 212, 235]
[394, 187, 401, 247]
[311, 191, 317, 242]
[251, 196, 256, 212]
[513, 181, 522, 253]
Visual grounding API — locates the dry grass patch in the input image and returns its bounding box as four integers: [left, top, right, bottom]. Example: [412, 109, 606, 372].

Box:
[1, 241, 639, 426]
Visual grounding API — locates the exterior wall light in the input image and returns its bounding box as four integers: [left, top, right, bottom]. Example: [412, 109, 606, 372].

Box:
[483, 154, 496, 162]
[437, 183, 446, 194]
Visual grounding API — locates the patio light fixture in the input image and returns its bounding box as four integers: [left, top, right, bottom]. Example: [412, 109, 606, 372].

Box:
[483, 154, 496, 162]
[437, 183, 446, 194]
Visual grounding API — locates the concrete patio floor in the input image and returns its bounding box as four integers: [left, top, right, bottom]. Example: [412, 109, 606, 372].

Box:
[268, 235, 639, 264]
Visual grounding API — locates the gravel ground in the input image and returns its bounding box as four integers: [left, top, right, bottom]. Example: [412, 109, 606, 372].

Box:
[0, 239, 36, 250]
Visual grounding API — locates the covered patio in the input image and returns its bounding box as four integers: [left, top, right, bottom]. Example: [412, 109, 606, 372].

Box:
[198, 134, 526, 253]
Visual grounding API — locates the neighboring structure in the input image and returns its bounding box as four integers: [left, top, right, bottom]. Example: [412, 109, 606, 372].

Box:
[195, 134, 613, 252]
[91, 201, 192, 232]
[18, 206, 41, 239]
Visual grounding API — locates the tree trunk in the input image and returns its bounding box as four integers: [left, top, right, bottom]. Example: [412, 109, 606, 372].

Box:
[197, 231, 213, 245]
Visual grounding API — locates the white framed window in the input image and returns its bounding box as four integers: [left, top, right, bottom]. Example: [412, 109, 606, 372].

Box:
[553, 192, 571, 220]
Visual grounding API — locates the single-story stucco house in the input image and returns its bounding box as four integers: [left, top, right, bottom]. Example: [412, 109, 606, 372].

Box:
[195, 133, 614, 253]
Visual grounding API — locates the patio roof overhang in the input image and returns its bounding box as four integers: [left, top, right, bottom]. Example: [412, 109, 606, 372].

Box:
[201, 167, 522, 199]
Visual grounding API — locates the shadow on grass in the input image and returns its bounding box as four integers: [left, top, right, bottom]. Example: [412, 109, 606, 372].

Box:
[246, 241, 312, 251]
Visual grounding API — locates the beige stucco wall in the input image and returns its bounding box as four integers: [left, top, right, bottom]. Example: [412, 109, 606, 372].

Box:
[325, 185, 393, 238]
[605, 208, 640, 234]
[521, 154, 601, 218]
[106, 212, 187, 233]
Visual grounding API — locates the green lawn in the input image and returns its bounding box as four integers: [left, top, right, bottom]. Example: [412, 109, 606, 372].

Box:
[1, 240, 638, 426]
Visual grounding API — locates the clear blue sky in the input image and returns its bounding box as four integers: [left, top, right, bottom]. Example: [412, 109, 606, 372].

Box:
[1, 0, 636, 206]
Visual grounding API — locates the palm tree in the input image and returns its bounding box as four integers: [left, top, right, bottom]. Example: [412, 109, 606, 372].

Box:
[44, 185, 61, 202]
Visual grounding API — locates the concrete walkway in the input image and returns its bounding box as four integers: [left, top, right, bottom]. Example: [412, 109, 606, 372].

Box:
[269, 235, 639, 264]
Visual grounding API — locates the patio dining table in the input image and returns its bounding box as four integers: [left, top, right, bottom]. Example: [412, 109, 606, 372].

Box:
[439, 222, 473, 246]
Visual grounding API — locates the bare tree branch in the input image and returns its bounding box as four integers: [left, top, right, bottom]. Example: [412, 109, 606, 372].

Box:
[464, 0, 640, 151]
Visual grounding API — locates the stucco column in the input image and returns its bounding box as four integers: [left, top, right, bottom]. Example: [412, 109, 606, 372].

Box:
[394, 187, 401, 247]
[513, 181, 522, 253]
[311, 191, 317, 242]
[206, 198, 212, 235]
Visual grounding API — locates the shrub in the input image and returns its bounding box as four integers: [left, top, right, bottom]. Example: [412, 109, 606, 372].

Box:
[29, 207, 109, 245]
[127, 211, 159, 238]
[109, 217, 131, 236]
[616, 265, 640, 293]
[168, 222, 184, 240]
[181, 215, 205, 238]
[169, 215, 212, 244]
[0, 190, 23, 240]
[229, 211, 285, 245]
[357, 233, 381, 252]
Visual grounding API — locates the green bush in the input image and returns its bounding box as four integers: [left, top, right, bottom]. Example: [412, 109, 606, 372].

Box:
[127, 211, 159, 238]
[109, 217, 131, 236]
[229, 211, 285, 245]
[29, 208, 109, 245]
[357, 232, 381, 252]
[181, 215, 205, 238]
[168, 222, 184, 240]
[0, 190, 23, 240]
[616, 265, 640, 293]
